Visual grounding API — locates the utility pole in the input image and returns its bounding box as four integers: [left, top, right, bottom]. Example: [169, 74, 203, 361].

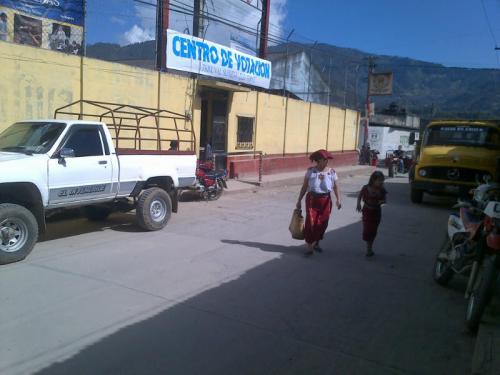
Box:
[259, 0, 270, 59]
[363, 56, 376, 146]
[193, 0, 205, 37]
[156, 0, 170, 71]
[282, 29, 294, 96]
[327, 56, 333, 106]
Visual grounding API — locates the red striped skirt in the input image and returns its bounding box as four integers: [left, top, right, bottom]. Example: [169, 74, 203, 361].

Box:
[304, 193, 332, 244]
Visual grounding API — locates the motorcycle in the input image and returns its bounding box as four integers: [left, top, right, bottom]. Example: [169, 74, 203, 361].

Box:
[183, 160, 228, 201]
[433, 181, 500, 331]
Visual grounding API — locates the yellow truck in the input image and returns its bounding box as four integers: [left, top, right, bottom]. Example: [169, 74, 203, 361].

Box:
[410, 120, 499, 203]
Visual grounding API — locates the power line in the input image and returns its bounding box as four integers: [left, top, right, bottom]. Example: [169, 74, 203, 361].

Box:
[480, 0, 500, 67]
[480, 0, 499, 47]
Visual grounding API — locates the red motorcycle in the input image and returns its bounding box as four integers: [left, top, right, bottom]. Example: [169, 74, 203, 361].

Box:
[433, 182, 500, 331]
[194, 160, 228, 201]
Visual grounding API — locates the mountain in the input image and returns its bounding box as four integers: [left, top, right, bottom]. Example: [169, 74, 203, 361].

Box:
[86, 41, 156, 69]
[270, 43, 500, 119]
[86, 40, 500, 119]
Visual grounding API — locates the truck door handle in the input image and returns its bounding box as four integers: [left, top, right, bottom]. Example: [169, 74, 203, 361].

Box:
[98, 160, 108, 165]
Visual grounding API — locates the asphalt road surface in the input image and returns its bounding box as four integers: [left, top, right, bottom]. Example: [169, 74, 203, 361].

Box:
[0, 173, 475, 375]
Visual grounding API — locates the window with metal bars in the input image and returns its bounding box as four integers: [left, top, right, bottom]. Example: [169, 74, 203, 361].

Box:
[236, 116, 254, 150]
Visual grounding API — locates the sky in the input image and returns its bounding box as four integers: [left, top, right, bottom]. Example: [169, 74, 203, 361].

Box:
[86, 0, 500, 69]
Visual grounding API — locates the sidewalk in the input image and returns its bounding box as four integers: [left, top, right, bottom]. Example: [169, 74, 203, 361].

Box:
[471, 285, 500, 375]
[225, 165, 375, 194]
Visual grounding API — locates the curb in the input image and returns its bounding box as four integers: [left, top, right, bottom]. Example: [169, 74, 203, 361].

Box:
[225, 166, 375, 196]
[471, 289, 500, 375]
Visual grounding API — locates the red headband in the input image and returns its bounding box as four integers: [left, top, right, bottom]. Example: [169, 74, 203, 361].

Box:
[310, 150, 334, 161]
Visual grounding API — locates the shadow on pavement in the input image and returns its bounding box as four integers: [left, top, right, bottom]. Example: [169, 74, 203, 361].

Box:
[33, 188, 475, 375]
[40, 212, 144, 242]
[221, 239, 305, 256]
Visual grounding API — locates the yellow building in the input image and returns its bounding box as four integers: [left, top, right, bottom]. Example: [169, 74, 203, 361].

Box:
[0, 41, 360, 178]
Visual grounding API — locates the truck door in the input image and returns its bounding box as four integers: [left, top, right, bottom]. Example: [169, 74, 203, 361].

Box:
[48, 125, 115, 206]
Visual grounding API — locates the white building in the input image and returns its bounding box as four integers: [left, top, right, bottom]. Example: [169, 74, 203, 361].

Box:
[268, 50, 331, 105]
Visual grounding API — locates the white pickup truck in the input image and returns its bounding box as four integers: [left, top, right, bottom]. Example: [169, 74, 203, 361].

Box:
[0, 119, 197, 264]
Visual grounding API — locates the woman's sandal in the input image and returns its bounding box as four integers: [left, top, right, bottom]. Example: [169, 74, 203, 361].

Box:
[366, 250, 375, 257]
[314, 246, 323, 253]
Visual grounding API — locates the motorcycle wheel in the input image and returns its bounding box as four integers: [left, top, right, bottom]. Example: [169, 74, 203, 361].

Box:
[208, 180, 224, 201]
[465, 256, 498, 332]
[433, 236, 455, 286]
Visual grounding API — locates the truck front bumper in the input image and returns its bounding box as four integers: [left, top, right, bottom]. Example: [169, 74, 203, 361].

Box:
[411, 180, 471, 196]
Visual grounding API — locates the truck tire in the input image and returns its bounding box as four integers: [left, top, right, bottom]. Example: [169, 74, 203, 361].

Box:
[0, 203, 39, 265]
[136, 188, 172, 231]
[84, 206, 112, 221]
[411, 187, 424, 204]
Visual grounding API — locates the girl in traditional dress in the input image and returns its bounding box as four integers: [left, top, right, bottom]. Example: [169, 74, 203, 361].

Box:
[357, 171, 387, 257]
[296, 150, 342, 256]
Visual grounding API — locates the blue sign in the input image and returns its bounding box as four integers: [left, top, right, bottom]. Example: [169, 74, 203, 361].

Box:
[0, 0, 84, 26]
[166, 30, 272, 89]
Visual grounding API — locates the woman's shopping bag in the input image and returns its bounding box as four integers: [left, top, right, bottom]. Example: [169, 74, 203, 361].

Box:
[289, 209, 305, 240]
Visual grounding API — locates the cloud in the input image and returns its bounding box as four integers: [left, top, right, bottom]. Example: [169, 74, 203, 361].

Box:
[123, 0, 289, 49]
[269, 0, 288, 40]
[123, 25, 154, 45]
[121, 3, 156, 45]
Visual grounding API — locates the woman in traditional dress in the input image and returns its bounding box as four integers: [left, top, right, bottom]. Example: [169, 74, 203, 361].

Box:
[296, 150, 342, 256]
[357, 171, 387, 257]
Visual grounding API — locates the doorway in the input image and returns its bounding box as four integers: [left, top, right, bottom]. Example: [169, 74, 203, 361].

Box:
[200, 89, 229, 170]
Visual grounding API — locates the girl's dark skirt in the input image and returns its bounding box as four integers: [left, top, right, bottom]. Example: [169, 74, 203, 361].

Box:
[362, 206, 381, 242]
[304, 192, 332, 244]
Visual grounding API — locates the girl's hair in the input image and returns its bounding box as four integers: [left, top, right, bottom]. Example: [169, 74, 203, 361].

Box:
[368, 171, 385, 186]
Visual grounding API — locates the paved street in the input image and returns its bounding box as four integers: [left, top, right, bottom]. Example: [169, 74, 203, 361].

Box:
[0, 172, 475, 375]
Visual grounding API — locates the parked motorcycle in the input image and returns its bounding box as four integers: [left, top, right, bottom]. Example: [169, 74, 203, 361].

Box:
[433, 181, 500, 331]
[181, 160, 227, 201]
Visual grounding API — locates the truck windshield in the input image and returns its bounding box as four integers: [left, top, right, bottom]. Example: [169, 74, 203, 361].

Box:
[0, 122, 66, 155]
[424, 125, 499, 149]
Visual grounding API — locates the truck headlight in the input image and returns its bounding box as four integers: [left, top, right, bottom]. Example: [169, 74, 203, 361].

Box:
[418, 168, 427, 177]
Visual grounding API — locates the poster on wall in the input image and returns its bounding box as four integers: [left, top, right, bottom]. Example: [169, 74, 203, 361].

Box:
[0, 0, 84, 26]
[166, 29, 272, 89]
[13, 13, 42, 47]
[0, 0, 83, 55]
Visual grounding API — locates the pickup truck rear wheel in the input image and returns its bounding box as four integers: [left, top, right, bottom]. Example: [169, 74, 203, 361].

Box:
[0, 203, 38, 265]
[136, 188, 172, 231]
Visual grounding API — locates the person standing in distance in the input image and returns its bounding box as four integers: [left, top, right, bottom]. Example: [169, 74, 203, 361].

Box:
[296, 150, 342, 257]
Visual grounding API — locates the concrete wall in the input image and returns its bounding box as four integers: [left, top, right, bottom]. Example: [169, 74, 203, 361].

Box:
[0, 41, 359, 162]
[255, 93, 287, 155]
[0, 42, 80, 127]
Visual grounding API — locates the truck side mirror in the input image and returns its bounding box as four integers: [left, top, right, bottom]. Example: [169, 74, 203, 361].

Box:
[58, 147, 75, 165]
[409, 132, 416, 145]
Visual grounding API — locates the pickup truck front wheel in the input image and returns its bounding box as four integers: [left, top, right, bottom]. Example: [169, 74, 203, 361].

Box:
[136, 188, 172, 231]
[0, 203, 39, 265]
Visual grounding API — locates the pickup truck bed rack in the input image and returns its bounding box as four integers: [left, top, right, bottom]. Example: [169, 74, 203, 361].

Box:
[54, 100, 195, 153]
